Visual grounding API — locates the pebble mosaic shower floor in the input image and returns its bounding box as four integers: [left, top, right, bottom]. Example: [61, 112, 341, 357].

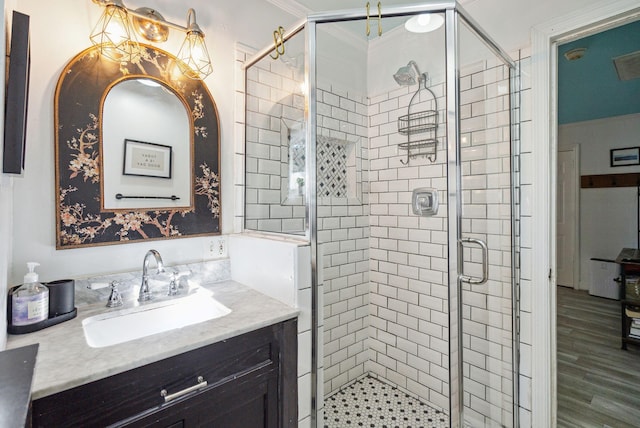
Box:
[323, 375, 449, 428]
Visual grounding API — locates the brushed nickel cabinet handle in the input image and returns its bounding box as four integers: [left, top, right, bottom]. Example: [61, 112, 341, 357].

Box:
[160, 376, 208, 402]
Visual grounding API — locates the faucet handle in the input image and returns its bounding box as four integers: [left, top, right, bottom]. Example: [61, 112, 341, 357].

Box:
[168, 270, 180, 296]
[106, 281, 123, 308]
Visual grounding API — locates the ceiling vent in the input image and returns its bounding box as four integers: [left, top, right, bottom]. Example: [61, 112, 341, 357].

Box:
[613, 50, 640, 81]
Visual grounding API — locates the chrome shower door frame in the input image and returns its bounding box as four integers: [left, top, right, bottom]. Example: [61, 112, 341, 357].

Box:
[307, 3, 520, 427]
[447, 5, 520, 427]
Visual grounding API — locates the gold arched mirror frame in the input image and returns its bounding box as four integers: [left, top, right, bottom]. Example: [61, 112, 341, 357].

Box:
[54, 44, 220, 249]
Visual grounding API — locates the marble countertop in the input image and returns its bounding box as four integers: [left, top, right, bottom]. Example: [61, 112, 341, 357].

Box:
[6, 279, 298, 400]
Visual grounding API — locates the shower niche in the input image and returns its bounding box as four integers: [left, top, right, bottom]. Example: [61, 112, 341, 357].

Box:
[316, 136, 356, 198]
[281, 122, 363, 202]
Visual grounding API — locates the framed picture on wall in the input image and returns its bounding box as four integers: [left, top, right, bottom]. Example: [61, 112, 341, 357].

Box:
[610, 147, 640, 167]
[123, 139, 172, 178]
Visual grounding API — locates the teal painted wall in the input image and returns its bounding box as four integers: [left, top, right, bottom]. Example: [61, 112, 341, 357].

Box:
[558, 20, 640, 125]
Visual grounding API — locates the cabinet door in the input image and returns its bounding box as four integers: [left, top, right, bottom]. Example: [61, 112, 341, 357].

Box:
[118, 411, 189, 428]
[198, 375, 278, 427]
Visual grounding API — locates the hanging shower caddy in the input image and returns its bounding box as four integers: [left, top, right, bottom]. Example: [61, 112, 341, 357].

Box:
[398, 72, 438, 164]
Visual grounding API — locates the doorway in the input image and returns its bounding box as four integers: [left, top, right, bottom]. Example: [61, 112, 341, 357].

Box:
[531, 0, 640, 425]
[555, 18, 640, 425]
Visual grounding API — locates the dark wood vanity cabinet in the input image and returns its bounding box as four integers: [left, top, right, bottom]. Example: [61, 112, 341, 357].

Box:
[31, 319, 297, 428]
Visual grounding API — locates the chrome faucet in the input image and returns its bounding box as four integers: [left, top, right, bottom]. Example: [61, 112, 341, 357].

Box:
[139, 249, 165, 302]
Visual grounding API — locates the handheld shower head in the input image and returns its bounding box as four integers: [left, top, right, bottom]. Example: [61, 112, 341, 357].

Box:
[394, 60, 421, 86]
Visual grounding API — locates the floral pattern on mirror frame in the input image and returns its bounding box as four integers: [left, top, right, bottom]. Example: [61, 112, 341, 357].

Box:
[55, 45, 220, 248]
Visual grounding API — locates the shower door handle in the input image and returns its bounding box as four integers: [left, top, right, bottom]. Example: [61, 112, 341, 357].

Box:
[458, 237, 489, 284]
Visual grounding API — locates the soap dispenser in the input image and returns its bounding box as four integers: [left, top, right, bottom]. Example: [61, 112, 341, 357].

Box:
[11, 262, 49, 326]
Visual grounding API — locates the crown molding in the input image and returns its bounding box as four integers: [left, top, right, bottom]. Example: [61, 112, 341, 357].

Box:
[265, 0, 311, 18]
[265, 0, 367, 52]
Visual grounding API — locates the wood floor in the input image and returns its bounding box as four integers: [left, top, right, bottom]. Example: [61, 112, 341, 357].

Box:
[557, 286, 640, 428]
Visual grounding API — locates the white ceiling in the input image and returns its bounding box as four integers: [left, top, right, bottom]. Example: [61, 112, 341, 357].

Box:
[270, 0, 607, 52]
[119, 0, 615, 96]
[123, 0, 608, 55]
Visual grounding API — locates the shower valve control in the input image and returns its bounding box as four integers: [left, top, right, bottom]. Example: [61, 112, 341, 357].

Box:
[412, 188, 439, 217]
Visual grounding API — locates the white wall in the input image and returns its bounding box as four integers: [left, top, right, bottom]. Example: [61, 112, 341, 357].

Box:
[228, 234, 313, 427]
[367, 17, 445, 98]
[559, 113, 640, 289]
[6, 0, 301, 285]
[0, 0, 13, 350]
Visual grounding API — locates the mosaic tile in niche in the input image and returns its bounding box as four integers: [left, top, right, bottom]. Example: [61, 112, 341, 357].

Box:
[318, 135, 349, 198]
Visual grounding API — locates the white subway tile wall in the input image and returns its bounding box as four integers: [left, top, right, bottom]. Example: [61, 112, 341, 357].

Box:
[318, 84, 370, 396]
[244, 58, 368, 234]
[244, 53, 306, 234]
[515, 47, 532, 426]
[367, 76, 450, 412]
[366, 56, 517, 426]
[459, 57, 514, 427]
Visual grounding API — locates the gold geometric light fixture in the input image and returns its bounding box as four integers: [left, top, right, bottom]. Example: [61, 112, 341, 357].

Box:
[176, 9, 213, 79]
[90, 0, 212, 79]
[89, 0, 140, 63]
[131, 7, 169, 42]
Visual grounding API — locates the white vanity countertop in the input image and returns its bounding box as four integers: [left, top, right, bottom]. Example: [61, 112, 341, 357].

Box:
[6, 280, 298, 400]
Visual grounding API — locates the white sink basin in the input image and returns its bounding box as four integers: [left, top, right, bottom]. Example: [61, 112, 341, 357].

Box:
[82, 288, 231, 348]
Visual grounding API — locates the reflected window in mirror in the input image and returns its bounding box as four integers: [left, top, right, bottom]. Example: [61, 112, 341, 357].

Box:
[102, 78, 191, 210]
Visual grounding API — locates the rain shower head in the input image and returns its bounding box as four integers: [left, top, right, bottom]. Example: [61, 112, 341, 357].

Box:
[394, 60, 422, 86]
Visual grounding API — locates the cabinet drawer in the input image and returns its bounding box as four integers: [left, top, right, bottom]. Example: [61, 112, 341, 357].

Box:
[32, 322, 289, 427]
[118, 368, 279, 427]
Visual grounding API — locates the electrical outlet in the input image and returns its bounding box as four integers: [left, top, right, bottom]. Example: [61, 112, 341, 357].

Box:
[216, 238, 226, 257]
[203, 236, 227, 259]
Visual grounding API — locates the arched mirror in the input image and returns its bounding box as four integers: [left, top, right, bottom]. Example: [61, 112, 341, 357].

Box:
[54, 45, 220, 248]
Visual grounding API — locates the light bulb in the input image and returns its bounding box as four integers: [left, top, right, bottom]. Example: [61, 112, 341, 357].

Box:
[90, 3, 139, 62]
[177, 31, 212, 79]
[104, 15, 127, 42]
[405, 13, 444, 33]
[417, 15, 431, 26]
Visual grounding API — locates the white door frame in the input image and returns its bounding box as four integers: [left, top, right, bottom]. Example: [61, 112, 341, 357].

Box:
[531, 1, 640, 426]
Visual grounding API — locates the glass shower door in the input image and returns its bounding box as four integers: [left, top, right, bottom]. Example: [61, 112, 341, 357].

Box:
[452, 13, 518, 428]
[243, 6, 520, 426]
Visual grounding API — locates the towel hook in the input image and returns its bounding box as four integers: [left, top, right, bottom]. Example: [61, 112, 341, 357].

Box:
[270, 26, 285, 59]
[366, 2, 370, 36]
[365, 2, 382, 37]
